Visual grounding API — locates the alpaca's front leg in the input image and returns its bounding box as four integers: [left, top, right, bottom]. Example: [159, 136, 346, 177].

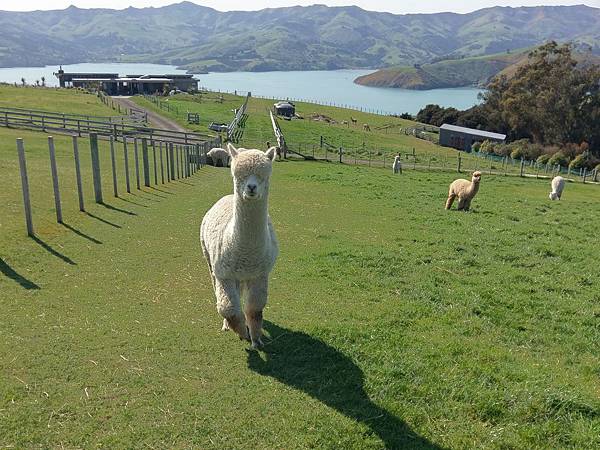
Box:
[214, 278, 249, 341]
[244, 275, 268, 349]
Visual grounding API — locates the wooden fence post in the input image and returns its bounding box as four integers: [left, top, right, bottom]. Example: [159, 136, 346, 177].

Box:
[457, 153, 462, 173]
[142, 138, 150, 187]
[152, 141, 158, 184]
[169, 143, 176, 180]
[594, 168, 598, 183]
[72, 136, 85, 212]
[110, 136, 118, 197]
[16, 139, 34, 236]
[47, 137, 63, 223]
[123, 139, 131, 193]
[89, 133, 103, 203]
[520, 158, 525, 177]
[159, 142, 165, 183]
[583, 168, 587, 184]
[134, 139, 141, 189]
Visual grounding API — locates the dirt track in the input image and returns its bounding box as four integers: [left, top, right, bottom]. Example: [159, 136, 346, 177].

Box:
[112, 96, 188, 132]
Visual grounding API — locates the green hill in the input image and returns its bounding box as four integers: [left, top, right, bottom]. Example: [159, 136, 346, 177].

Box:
[355, 49, 600, 89]
[354, 51, 530, 89]
[0, 3, 600, 72]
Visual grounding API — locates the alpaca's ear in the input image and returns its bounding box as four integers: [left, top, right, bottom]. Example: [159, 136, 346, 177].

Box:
[265, 147, 277, 161]
[227, 143, 239, 159]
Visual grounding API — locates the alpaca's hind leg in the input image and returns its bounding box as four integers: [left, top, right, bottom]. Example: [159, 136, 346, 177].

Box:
[445, 193, 456, 209]
[201, 239, 216, 290]
[214, 278, 249, 341]
[244, 275, 268, 349]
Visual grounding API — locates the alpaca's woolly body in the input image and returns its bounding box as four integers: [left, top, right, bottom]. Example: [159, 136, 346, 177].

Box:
[445, 171, 481, 211]
[392, 156, 402, 174]
[200, 145, 278, 348]
[549, 176, 565, 200]
[207, 148, 230, 167]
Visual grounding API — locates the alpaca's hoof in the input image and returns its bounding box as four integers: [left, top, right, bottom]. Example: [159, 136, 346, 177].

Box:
[250, 338, 264, 350]
[221, 319, 231, 331]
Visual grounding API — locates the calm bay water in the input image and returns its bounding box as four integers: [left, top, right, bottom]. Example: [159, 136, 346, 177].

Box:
[0, 63, 482, 115]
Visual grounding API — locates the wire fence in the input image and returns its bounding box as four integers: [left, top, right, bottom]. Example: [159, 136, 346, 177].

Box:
[281, 138, 599, 184]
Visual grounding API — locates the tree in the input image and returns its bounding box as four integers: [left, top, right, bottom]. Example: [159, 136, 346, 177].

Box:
[41, 76, 46, 87]
[480, 42, 600, 151]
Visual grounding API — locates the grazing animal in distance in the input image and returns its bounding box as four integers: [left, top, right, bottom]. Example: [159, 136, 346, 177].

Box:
[445, 171, 482, 211]
[363, 124, 371, 132]
[392, 153, 402, 174]
[342, 120, 349, 127]
[549, 176, 566, 200]
[350, 117, 358, 126]
[200, 143, 279, 349]
[207, 147, 230, 167]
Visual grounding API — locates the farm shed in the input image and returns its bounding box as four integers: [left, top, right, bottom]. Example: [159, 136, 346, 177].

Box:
[439, 123, 506, 152]
[274, 101, 296, 118]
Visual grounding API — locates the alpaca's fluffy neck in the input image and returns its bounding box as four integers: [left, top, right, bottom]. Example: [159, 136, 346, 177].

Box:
[231, 193, 269, 242]
[468, 180, 480, 196]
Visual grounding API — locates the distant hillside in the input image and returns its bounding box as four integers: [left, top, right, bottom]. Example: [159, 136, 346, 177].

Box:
[354, 51, 530, 89]
[1, 3, 600, 72]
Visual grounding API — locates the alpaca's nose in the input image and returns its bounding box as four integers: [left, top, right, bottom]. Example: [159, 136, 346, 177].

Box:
[247, 184, 257, 193]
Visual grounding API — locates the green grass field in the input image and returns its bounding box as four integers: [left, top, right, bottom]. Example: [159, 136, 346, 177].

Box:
[132, 92, 590, 181]
[1, 88, 599, 448]
[2, 136, 599, 448]
[0, 85, 119, 117]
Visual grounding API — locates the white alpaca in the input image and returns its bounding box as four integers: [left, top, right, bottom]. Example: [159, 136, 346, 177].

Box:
[392, 154, 402, 174]
[200, 143, 279, 349]
[549, 176, 565, 200]
[207, 147, 230, 167]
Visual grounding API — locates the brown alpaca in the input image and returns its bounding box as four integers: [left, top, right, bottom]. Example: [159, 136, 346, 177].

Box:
[363, 123, 371, 132]
[350, 117, 358, 125]
[445, 171, 481, 211]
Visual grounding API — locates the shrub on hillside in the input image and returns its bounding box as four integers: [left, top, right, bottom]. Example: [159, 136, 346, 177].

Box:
[537, 154, 551, 165]
[548, 151, 568, 167]
[471, 141, 481, 153]
[479, 140, 497, 155]
[569, 154, 587, 170]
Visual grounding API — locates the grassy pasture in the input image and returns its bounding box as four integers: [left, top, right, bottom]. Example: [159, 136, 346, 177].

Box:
[133, 93, 443, 156]
[1, 122, 599, 447]
[0, 85, 119, 117]
[132, 93, 570, 180]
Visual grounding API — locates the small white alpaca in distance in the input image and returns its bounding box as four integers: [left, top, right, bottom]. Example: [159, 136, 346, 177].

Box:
[549, 176, 565, 200]
[200, 143, 279, 349]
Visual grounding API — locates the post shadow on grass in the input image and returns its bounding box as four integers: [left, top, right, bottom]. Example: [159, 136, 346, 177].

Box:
[85, 212, 122, 229]
[247, 322, 443, 450]
[150, 186, 175, 195]
[61, 223, 102, 245]
[142, 190, 168, 199]
[117, 197, 149, 208]
[98, 202, 137, 216]
[30, 236, 76, 265]
[0, 258, 40, 290]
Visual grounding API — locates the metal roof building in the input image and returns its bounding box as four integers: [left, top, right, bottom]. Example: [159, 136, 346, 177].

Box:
[54, 67, 198, 95]
[439, 123, 506, 152]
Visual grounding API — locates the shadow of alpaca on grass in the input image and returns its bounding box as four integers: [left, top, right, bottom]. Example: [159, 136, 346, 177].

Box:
[247, 322, 443, 450]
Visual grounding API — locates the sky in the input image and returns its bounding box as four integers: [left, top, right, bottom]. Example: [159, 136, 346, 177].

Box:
[1, 0, 600, 14]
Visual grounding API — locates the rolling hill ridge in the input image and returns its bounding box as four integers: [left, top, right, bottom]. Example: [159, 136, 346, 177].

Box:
[0, 3, 599, 72]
